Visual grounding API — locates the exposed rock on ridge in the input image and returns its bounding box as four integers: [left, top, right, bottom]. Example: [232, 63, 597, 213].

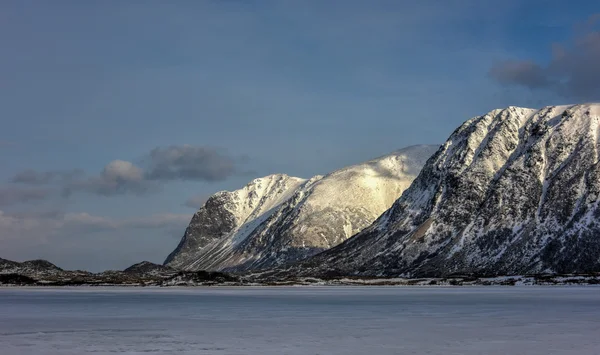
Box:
[0, 257, 63, 276]
[285, 104, 600, 277]
[165, 145, 439, 271]
[164, 174, 307, 269]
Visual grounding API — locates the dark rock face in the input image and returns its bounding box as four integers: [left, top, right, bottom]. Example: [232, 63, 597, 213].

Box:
[0, 274, 36, 285]
[164, 146, 438, 272]
[0, 258, 19, 269]
[284, 104, 600, 278]
[21, 259, 63, 272]
[0, 257, 63, 276]
[163, 174, 307, 270]
[0, 256, 243, 286]
[163, 192, 241, 266]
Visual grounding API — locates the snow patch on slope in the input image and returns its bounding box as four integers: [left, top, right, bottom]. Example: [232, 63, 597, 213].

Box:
[165, 145, 439, 271]
[286, 103, 600, 278]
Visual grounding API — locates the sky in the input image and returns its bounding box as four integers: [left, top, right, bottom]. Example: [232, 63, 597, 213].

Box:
[1, 0, 599, 271]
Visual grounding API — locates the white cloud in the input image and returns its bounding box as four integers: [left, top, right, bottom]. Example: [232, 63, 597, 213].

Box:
[64, 160, 156, 196]
[11, 145, 246, 199]
[103, 160, 144, 182]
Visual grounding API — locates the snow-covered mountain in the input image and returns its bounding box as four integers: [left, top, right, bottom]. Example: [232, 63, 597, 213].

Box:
[164, 145, 439, 271]
[285, 104, 600, 278]
[0, 257, 64, 276]
[164, 174, 307, 269]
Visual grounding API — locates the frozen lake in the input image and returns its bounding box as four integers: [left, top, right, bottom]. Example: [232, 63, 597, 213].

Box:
[0, 286, 599, 355]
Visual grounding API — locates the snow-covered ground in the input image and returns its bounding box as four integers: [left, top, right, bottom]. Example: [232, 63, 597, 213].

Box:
[1, 286, 599, 354]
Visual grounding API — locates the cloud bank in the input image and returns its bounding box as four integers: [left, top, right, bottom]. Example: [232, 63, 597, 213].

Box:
[0, 209, 192, 271]
[0, 187, 50, 206]
[65, 160, 156, 196]
[10, 145, 247, 197]
[490, 14, 600, 101]
[11, 169, 83, 185]
[0, 209, 191, 243]
[145, 145, 239, 182]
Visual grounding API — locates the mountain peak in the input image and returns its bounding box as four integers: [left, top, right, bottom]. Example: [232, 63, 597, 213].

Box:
[164, 145, 439, 271]
[287, 104, 600, 278]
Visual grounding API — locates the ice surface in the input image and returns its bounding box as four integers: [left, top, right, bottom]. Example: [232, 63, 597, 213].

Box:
[0, 286, 599, 355]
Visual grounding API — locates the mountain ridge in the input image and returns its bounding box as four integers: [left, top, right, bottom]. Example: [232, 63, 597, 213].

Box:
[0, 257, 64, 275]
[164, 145, 439, 271]
[274, 103, 600, 278]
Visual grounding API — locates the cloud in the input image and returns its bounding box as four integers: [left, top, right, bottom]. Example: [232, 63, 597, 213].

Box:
[145, 145, 239, 182]
[0, 187, 50, 206]
[0, 209, 192, 271]
[183, 194, 209, 209]
[489, 14, 600, 101]
[104, 160, 143, 181]
[65, 160, 156, 196]
[489, 60, 550, 89]
[0, 209, 192, 243]
[66, 144, 244, 196]
[11, 145, 246, 198]
[0, 210, 108, 242]
[11, 169, 83, 185]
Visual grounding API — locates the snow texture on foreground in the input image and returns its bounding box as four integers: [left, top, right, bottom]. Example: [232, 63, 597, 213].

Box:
[0, 287, 599, 355]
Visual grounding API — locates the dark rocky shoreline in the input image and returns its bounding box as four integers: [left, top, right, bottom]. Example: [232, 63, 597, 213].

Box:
[3, 257, 599, 287]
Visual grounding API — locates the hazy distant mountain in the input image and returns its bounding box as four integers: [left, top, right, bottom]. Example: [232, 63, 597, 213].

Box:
[164, 145, 438, 271]
[283, 104, 600, 277]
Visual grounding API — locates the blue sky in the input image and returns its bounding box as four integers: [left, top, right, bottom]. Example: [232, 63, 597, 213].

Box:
[1, 0, 599, 271]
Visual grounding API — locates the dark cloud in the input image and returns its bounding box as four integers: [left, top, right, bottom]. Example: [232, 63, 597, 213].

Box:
[183, 194, 209, 209]
[145, 145, 238, 182]
[65, 160, 157, 197]
[11, 169, 83, 185]
[0, 209, 191, 242]
[11, 170, 56, 184]
[0, 187, 50, 206]
[489, 14, 600, 101]
[9, 145, 245, 198]
[489, 60, 550, 89]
